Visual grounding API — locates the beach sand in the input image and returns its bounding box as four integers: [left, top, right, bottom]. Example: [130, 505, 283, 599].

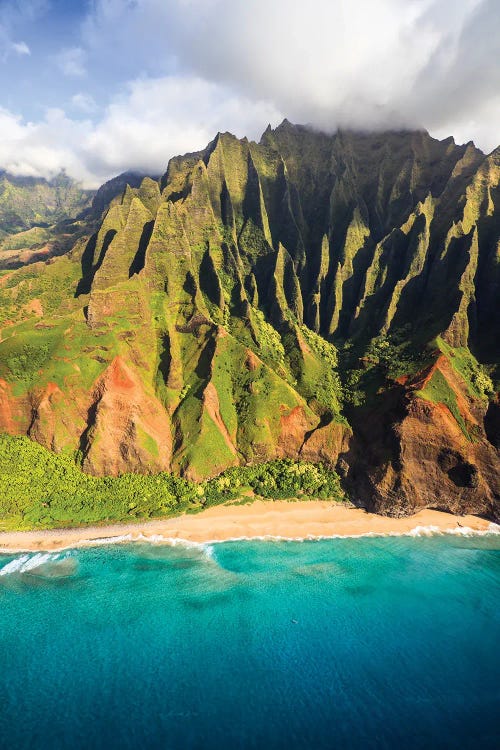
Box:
[0, 501, 496, 553]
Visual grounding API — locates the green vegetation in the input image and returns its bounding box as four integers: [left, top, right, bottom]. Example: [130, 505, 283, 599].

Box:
[365, 330, 429, 380]
[0, 434, 346, 531]
[0, 226, 50, 251]
[433, 337, 494, 401]
[415, 369, 471, 439]
[298, 325, 344, 416]
[340, 330, 431, 407]
[250, 307, 286, 368]
[6, 343, 51, 382]
[342, 334, 494, 416]
[0, 170, 92, 235]
[202, 459, 344, 506]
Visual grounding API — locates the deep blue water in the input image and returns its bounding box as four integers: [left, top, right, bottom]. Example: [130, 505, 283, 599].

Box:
[1, 535, 499, 749]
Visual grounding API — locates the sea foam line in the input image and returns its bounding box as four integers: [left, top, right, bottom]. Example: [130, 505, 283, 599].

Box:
[0, 552, 64, 576]
[1, 522, 498, 557]
[177, 523, 500, 544]
[71, 523, 500, 547]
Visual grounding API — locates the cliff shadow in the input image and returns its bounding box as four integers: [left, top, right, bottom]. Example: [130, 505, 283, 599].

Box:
[129, 220, 154, 277]
[75, 229, 116, 296]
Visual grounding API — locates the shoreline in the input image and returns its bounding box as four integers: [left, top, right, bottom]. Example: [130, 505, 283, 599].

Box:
[0, 501, 498, 553]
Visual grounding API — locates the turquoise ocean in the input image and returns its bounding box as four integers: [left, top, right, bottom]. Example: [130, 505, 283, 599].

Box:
[1, 533, 499, 749]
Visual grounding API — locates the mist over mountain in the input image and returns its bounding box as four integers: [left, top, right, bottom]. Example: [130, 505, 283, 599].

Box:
[0, 0, 499, 186]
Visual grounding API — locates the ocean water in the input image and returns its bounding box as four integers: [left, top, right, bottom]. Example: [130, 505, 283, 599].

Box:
[1, 534, 499, 749]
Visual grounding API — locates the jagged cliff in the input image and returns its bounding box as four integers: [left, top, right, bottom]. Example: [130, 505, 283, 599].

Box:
[0, 123, 498, 518]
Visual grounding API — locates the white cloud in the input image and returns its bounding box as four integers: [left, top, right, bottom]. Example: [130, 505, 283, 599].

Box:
[71, 92, 97, 113]
[11, 41, 30, 56]
[0, 0, 47, 60]
[84, 76, 281, 180]
[79, 0, 500, 149]
[0, 78, 281, 188]
[0, 0, 499, 185]
[0, 106, 94, 183]
[56, 47, 87, 77]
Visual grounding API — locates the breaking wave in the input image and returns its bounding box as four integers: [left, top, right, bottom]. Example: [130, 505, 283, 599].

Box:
[0, 551, 77, 578]
[1, 523, 498, 560]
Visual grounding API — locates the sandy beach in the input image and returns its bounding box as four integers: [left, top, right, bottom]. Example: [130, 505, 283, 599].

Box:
[0, 501, 497, 553]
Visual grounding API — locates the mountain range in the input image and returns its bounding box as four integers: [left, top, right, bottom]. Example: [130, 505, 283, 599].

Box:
[0, 121, 498, 519]
[0, 170, 147, 270]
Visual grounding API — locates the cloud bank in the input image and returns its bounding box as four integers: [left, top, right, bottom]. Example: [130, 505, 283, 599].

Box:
[0, 0, 498, 187]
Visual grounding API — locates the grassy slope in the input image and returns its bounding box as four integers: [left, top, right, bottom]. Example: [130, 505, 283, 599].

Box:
[413, 337, 494, 439]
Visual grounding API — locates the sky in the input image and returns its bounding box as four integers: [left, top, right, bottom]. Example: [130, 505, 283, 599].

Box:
[0, 0, 498, 188]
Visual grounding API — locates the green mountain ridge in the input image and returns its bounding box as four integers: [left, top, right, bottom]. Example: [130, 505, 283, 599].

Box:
[0, 171, 147, 271]
[0, 170, 92, 236]
[0, 122, 498, 522]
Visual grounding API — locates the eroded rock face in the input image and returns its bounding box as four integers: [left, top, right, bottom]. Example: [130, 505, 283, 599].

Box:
[0, 379, 31, 435]
[301, 419, 350, 467]
[484, 397, 500, 449]
[28, 382, 70, 451]
[342, 384, 499, 520]
[81, 357, 172, 476]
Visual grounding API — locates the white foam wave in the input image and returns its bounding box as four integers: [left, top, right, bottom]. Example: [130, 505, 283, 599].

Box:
[203, 544, 215, 560]
[136, 534, 202, 548]
[135, 534, 208, 550]
[0, 552, 63, 576]
[406, 525, 442, 537]
[405, 522, 500, 538]
[0, 554, 30, 575]
[78, 534, 133, 547]
[76, 523, 500, 548]
[139, 534, 165, 544]
[73, 533, 219, 562]
[187, 524, 500, 544]
[133, 534, 217, 558]
[2, 522, 497, 558]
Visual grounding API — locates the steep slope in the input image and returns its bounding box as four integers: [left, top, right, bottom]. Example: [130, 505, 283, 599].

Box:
[0, 123, 498, 518]
[341, 342, 498, 517]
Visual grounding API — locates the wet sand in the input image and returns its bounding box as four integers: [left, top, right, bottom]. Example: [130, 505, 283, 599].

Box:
[0, 501, 496, 553]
